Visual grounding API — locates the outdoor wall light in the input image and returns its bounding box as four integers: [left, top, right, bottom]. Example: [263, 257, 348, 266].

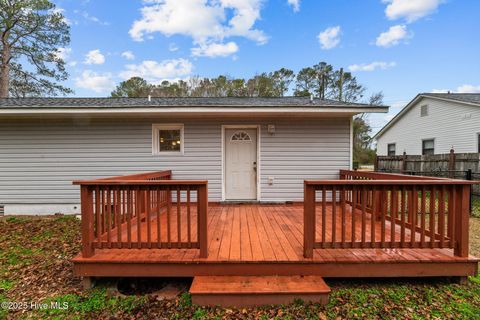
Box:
[267, 124, 275, 134]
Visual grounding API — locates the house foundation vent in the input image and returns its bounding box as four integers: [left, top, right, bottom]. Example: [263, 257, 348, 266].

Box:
[0, 205, 4, 216]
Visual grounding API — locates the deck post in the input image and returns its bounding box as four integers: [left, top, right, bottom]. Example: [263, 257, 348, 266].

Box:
[198, 183, 208, 258]
[454, 184, 470, 257]
[81, 185, 95, 258]
[304, 182, 316, 258]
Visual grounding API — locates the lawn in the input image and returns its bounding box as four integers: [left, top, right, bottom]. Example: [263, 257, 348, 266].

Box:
[1, 215, 479, 319]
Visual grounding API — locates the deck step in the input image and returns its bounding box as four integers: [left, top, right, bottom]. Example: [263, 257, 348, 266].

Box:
[189, 275, 331, 307]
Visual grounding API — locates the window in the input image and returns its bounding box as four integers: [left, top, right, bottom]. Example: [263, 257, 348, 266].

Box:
[387, 143, 396, 156]
[152, 124, 184, 155]
[422, 139, 435, 155]
[478, 133, 480, 153]
[420, 104, 429, 117]
[231, 131, 252, 141]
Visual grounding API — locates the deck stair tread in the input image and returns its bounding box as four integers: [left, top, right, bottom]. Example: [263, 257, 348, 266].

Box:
[189, 275, 331, 307]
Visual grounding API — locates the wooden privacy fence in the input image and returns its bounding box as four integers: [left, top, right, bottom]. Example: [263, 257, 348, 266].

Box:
[74, 171, 208, 259]
[304, 170, 475, 258]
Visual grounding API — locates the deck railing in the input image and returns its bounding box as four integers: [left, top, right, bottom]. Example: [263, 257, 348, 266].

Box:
[74, 171, 208, 258]
[304, 170, 474, 258]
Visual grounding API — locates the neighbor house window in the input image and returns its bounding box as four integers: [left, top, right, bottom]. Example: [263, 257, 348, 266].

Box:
[152, 124, 184, 155]
[420, 105, 429, 117]
[478, 133, 480, 153]
[422, 139, 435, 155]
[387, 143, 396, 156]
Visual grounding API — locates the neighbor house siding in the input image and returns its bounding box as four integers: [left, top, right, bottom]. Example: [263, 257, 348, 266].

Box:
[0, 117, 351, 214]
[376, 97, 480, 155]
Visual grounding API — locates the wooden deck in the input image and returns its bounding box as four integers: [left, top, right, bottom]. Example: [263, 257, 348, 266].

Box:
[73, 203, 478, 278]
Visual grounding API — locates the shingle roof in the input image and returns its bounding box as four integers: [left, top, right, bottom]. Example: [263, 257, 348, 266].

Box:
[0, 96, 379, 108]
[421, 93, 480, 106]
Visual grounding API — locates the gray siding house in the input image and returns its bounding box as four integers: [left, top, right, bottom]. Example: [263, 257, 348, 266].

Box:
[375, 93, 480, 156]
[0, 97, 387, 215]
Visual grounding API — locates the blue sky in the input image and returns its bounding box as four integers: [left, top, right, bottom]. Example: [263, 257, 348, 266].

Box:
[53, 0, 480, 133]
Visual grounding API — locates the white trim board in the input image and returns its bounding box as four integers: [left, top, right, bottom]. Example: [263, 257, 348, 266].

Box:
[221, 125, 261, 202]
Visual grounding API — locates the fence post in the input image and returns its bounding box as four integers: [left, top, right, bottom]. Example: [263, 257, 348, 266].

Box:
[401, 151, 407, 173]
[374, 154, 378, 171]
[454, 184, 470, 257]
[448, 149, 456, 178]
[198, 183, 208, 258]
[304, 182, 316, 258]
[81, 185, 95, 258]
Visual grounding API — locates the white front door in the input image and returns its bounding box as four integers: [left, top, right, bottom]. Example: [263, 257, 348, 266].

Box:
[225, 128, 257, 200]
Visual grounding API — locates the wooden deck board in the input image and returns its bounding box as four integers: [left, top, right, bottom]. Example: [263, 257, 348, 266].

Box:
[73, 204, 478, 278]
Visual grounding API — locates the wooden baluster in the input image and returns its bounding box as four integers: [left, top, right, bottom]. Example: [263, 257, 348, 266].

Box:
[421, 186, 426, 248]
[304, 183, 316, 258]
[351, 186, 356, 246]
[331, 186, 337, 247]
[429, 186, 436, 248]
[167, 187, 172, 248]
[157, 188, 161, 247]
[321, 186, 326, 248]
[127, 187, 132, 248]
[361, 186, 367, 248]
[400, 186, 406, 247]
[81, 185, 95, 257]
[370, 187, 376, 248]
[439, 186, 445, 248]
[411, 186, 417, 247]
[95, 187, 101, 240]
[177, 187, 181, 246]
[391, 186, 397, 248]
[146, 187, 152, 248]
[381, 188, 386, 247]
[198, 184, 208, 258]
[341, 186, 346, 248]
[116, 187, 122, 246]
[187, 187, 191, 248]
[106, 187, 112, 248]
[448, 185, 455, 246]
[136, 187, 142, 248]
[101, 189, 105, 242]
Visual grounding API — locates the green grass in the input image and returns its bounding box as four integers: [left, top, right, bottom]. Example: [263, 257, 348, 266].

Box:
[38, 288, 145, 319]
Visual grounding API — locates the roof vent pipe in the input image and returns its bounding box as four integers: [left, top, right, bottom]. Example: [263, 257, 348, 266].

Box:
[148, 95, 151, 102]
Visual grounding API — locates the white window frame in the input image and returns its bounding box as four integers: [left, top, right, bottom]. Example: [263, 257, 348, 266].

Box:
[422, 138, 435, 156]
[387, 143, 396, 156]
[152, 124, 184, 155]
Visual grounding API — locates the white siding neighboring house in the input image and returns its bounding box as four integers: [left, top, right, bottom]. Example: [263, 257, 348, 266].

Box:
[0, 97, 387, 215]
[375, 93, 480, 156]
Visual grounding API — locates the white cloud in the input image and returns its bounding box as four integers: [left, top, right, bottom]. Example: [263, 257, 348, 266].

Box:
[55, 47, 72, 61]
[348, 61, 396, 72]
[287, 0, 300, 12]
[84, 49, 105, 65]
[456, 84, 480, 93]
[121, 51, 135, 60]
[75, 70, 115, 93]
[375, 24, 409, 47]
[317, 26, 341, 50]
[433, 84, 480, 94]
[169, 43, 179, 52]
[74, 10, 109, 25]
[191, 41, 239, 57]
[129, 0, 267, 57]
[383, 0, 443, 23]
[119, 58, 193, 83]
